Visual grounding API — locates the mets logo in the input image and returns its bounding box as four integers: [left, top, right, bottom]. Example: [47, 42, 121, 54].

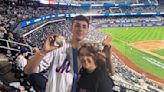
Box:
[56, 58, 70, 73]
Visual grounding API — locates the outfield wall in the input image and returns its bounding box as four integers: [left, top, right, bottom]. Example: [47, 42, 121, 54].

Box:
[96, 23, 164, 28]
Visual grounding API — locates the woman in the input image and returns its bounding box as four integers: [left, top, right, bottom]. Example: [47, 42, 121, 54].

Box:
[77, 42, 114, 92]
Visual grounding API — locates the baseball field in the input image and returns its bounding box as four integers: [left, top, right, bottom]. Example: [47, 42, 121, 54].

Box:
[100, 26, 164, 79]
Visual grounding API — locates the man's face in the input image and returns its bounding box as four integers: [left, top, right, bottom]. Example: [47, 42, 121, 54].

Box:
[71, 20, 89, 41]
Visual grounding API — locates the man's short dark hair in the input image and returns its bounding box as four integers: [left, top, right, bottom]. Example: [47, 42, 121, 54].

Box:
[72, 15, 89, 27]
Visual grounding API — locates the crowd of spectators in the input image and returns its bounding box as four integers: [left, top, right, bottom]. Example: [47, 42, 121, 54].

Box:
[92, 16, 164, 26]
[111, 53, 163, 92]
[60, 0, 158, 4]
[0, 2, 58, 31]
[1, 0, 163, 31]
[1, 0, 164, 35]
[24, 19, 71, 48]
[91, 6, 160, 14]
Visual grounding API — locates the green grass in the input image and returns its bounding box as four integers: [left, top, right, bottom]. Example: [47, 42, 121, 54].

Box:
[152, 49, 164, 57]
[102, 27, 164, 42]
[100, 26, 164, 78]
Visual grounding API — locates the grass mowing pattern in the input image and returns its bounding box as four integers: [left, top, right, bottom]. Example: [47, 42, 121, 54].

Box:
[152, 49, 164, 57]
[100, 26, 164, 78]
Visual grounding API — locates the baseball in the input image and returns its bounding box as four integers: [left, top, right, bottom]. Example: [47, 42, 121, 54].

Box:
[54, 35, 65, 46]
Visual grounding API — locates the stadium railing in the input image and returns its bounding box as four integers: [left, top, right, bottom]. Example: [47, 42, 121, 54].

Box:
[0, 38, 33, 53]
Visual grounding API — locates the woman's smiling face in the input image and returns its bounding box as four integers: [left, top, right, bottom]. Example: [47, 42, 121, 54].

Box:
[79, 47, 96, 72]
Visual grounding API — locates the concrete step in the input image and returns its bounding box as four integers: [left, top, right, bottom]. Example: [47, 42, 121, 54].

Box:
[0, 53, 11, 75]
[0, 63, 12, 75]
[0, 53, 9, 62]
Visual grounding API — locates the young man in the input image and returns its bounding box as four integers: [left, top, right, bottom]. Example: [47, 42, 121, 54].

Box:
[24, 15, 113, 92]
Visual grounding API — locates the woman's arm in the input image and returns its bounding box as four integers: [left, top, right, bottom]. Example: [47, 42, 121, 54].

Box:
[103, 45, 115, 76]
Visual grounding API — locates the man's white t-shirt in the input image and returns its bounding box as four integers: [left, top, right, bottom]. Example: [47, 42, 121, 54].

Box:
[37, 42, 81, 92]
[16, 55, 27, 70]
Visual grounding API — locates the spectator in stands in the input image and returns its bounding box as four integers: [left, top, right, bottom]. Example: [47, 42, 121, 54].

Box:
[15, 47, 28, 71]
[0, 27, 6, 39]
[7, 31, 15, 41]
[0, 27, 7, 43]
[24, 15, 113, 92]
[76, 42, 114, 92]
[0, 27, 8, 53]
[0, 27, 8, 40]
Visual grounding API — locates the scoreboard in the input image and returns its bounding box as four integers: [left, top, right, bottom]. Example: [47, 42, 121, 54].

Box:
[39, 0, 56, 4]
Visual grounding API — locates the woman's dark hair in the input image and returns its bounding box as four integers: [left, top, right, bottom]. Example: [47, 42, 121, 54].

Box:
[79, 44, 97, 61]
[78, 43, 111, 74]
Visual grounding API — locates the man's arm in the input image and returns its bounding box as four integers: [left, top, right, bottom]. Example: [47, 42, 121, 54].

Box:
[24, 35, 60, 74]
[24, 50, 47, 74]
